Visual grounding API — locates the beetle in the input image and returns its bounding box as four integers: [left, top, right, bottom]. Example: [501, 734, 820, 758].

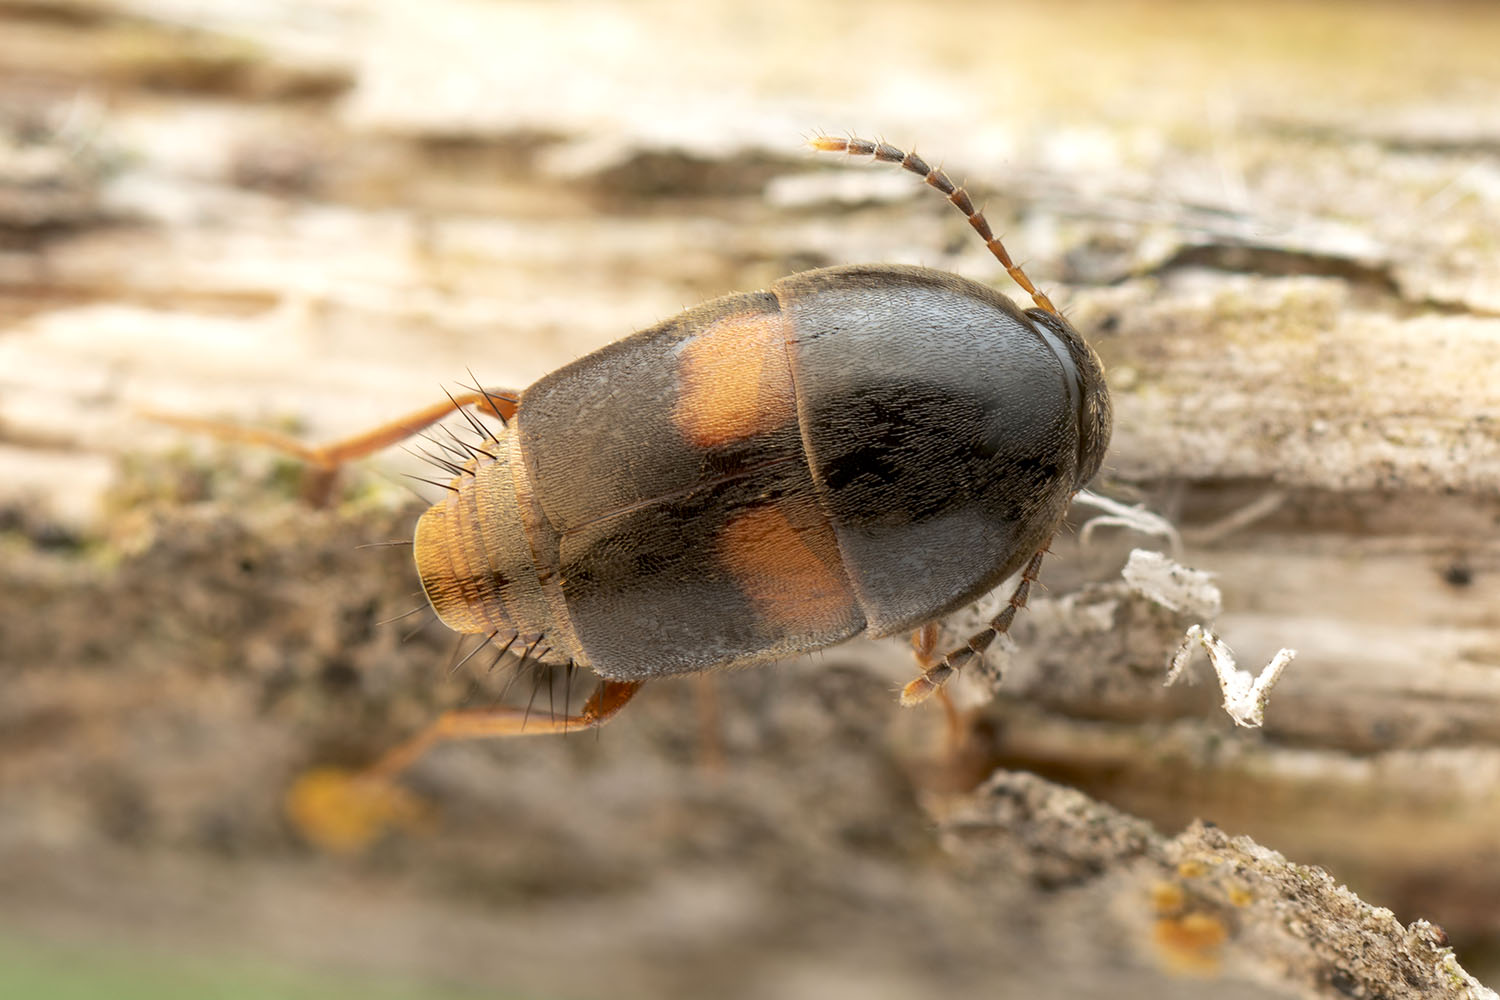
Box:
[179, 135, 1111, 781]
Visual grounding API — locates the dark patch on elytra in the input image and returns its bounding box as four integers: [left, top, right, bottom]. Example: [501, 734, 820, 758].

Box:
[808, 379, 1063, 532]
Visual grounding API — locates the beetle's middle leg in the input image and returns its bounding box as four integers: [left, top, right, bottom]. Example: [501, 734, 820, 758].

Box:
[911, 622, 964, 750]
[900, 548, 1047, 706]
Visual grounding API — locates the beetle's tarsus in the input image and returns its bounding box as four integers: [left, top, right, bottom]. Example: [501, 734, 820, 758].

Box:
[899, 673, 941, 706]
[901, 546, 1049, 702]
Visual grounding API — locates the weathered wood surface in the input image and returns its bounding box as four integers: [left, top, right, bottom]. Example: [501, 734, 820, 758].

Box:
[2, 1, 1499, 996]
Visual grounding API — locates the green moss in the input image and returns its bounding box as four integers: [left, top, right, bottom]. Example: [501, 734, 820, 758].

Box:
[0, 937, 524, 1000]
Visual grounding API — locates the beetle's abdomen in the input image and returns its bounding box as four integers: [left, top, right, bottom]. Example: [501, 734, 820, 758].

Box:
[517, 292, 864, 680]
[414, 443, 556, 643]
[774, 265, 1081, 637]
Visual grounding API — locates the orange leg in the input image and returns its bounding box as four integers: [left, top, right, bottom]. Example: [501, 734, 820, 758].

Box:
[693, 672, 726, 774]
[364, 679, 644, 781]
[910, 622, 941, 666]
[143, 387, 520, 505]
[285, 679, 643, 852]
[901, 548, 1048, 706]
[911, 623, 964, 752]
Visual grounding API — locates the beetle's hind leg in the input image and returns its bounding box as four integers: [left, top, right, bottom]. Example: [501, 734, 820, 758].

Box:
[901, 548, 1047, 706]
[285, 679, 643, 852]
[142, 386, 520, 506]
[368, 680, 644, 780]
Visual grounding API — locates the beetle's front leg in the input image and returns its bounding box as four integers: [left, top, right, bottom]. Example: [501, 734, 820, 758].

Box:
[900, 548, 1048, 706]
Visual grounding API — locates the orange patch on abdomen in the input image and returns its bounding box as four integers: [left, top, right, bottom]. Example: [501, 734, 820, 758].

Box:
[673, 309, 796, 448]
[718, 503, 860, 635]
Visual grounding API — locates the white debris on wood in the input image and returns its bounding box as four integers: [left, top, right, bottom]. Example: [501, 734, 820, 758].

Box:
[1123, 549, 1295, 727]
[1119, 548, 1221, 618]
[1165, 625, 1296, 728]
[1073, 489, 1183, 554]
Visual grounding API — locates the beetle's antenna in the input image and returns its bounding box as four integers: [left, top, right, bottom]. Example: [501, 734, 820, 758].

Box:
[808, 134, 1061, 318]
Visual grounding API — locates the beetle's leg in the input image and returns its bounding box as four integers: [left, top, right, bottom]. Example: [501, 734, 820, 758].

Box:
[284, 679, 643, 852]
[911, 623, 964, 750]
[900, 548, 1047, 706]
[910, 621, 941, 668]
[144, 387, 519, 466]
[143, 387, 519, 505]
[363, 679, 644, 781]
[693, 673, 727, 773]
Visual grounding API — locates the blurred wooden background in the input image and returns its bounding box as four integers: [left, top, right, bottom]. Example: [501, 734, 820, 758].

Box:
[2, 1, 1499, 997]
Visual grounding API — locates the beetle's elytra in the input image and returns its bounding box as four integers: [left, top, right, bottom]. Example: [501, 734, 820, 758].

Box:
[196, 135, 1112, 775]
